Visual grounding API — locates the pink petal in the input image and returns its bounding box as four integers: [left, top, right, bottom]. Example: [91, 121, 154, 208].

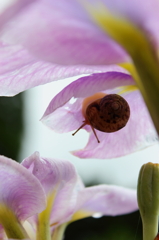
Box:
[1, 0, 128, 65]
[42, 68, 133, 125]
[0, 0, 37, 31]
[22, 152, 82, 226]
[92, 0, 159, 46]
[76, 185, 138, 216]
[50, 176, 84, 227]
[0, 155, 46, 221]
[0, 42, 128, 96]
[0, 0, 158, 98]
[0, 225, 5, 240]
[22, 152, 78, 194]
[41, 71, 157, 159]
[73, 90, 157, 159]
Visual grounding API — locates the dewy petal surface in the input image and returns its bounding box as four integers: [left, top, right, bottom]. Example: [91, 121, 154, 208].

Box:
[42, 71, 157, 159]
[22, 152, 81, 226]
[74, 185, 138, 217]
[0, 155, 46, 221]
[1, 0, 128, 65]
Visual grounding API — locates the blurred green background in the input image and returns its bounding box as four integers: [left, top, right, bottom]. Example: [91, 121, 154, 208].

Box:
[0, 94, 23, 160]
[65, 211, 142, 240]
[0, 94, 142, 240]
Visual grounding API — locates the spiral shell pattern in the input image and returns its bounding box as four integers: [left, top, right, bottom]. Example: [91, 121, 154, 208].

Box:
[86, 94, 130, 133]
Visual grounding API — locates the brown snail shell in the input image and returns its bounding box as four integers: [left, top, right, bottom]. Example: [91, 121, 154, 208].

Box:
[72, 94, 130, 143]
[86, 94, 130, 133]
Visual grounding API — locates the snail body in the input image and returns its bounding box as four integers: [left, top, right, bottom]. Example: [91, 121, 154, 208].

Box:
[72, 93, 130, 143]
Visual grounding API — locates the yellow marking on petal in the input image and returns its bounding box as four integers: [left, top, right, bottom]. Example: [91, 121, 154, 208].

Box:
[118, 85, 138, 95]
[71, 210, 93, 222]
[83, 2, 155, 60]
[52, 223, 68, 240]
[37, 189, 57, 240]
[83, 1, 159, 134]
[119, 62, 140, 83]
[0, 204, 28, 239]
[50, 222, 59, 227]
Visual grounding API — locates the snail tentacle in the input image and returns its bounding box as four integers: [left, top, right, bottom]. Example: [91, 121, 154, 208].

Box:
[90, 125, 100, 143]
[72, 121, 87, 136]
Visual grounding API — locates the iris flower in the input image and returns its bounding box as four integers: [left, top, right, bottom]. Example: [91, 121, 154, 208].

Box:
[82, 0, 159, 136]
[0, 0, 158, 157]
[0, 0, 158, 97]
[41, 66, 157, 159]
[0, 0, 127, 96]
[0, 152, 137, 239]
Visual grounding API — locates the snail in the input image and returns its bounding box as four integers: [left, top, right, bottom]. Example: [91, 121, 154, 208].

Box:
[72, 93, 130, 143]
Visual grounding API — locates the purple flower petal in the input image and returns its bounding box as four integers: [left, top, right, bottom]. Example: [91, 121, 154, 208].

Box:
[88, 0, 159, 46]
[0, 225, 5, 240]
[22, 152, 82, 226]
[41, 70, 133, 133]
[0, 0, 158, 99]
[22, 152, 78, 194]
[42, 68, 133, 124]
[0, 0, 37, 32]
[73, 91, 157, 159]
[50, 176, 84, 227]
[41, 71, 157, 159]
[21, 153, 138, 227]
[0, 42, 129, 96]
[1, 0, 128, 65]
[0, 155, 46, 221]
[75, 185, 138, 216]
[2, 0, 159, 66]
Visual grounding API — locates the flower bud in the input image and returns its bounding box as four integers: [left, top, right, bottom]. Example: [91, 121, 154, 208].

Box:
[137, 162, 159, 240]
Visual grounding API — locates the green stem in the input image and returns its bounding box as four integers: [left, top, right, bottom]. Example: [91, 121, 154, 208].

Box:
[52, 223, 67, 240]
[3, 220, 28, 239]
[37, 212, 51, 240]
[130, 41, 159, 136]
[0, 205, 28, 239]
[137, 163, 159, 240]
[36, 192, 56, 240]
[86, 4, 159, 135]
[142, 215, 158, 240]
